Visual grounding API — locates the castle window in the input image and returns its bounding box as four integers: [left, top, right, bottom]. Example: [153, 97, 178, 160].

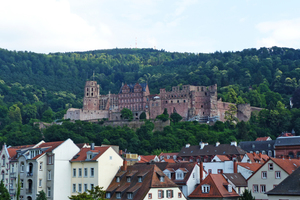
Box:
[184, 100, 186, 103]
[177, 100, 179, 103]
[166, 101, 168, 104]
[201, 105, 203, 108]
[205, 92, 207, 96]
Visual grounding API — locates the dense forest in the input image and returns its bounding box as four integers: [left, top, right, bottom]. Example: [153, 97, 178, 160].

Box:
[0, 46, 300, 154]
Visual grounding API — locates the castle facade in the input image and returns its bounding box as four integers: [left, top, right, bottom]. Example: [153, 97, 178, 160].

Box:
[64, 81, 261, 122]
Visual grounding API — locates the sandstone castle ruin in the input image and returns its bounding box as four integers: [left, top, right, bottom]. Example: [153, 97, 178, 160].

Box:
[64, 81, 261, 122]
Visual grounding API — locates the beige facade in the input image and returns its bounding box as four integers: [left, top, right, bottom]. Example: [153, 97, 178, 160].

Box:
[145, 187, 186, 200]
[71, 146, 123, 195]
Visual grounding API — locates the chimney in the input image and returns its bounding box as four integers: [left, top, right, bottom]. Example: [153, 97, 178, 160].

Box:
[200, 142, 208, 149]
[121, 160, 127, 171]
[231, 141, 237, 146]
[233, 160, 237, 173]
[186, 144, 190, 148]
[200, 161, 204, 181]
[216, 142, 220, 147]
[91, 143, 95, 150]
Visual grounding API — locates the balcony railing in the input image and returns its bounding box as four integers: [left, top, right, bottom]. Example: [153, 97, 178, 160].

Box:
[26, 189, 32, 194]
[9, 189, 15, 195]
[10, 172, 16, 178]
[27, 172, 33, 177]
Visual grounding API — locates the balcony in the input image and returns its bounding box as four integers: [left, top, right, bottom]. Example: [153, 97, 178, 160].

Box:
[9, 189, 15, 195]
[27, 172, 33, 177]
[26, 189, 32, 194]
[10, 172, 16, 178]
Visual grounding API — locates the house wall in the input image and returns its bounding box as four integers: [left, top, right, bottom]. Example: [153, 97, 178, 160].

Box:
[247, 160, 289, 200]
[203, 161, 234, 174]
[53, 139, 80, 200]
[0, 145, 10, 190]
[186, 165, 200, 196]
[97, 147, 123, 189]
[237, 165, 253, 180]
[36, 155, 47, 195]
[145, 187, 187, 200]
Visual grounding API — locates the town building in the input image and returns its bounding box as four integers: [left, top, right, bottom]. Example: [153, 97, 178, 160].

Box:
[106, 162, 186, 200]
[188, 174, 240, 200]
[222, 173, 247, 195]
[177, 142, 246, 162]
[266, 166, 300, 200]
[70, 144, 123, 194]
[64, 81, 261, 123]
[240, 152, 269, 164]
[237, 162, 262, 180]
[274, 136, 300, 158]
[238, 140, 275, 157]
[247, 157, 300, 200]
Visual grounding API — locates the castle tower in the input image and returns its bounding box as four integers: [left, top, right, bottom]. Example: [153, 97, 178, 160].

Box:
[83, 81, 100, 111]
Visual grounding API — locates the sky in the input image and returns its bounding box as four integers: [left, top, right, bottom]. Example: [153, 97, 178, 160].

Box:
[1, 0, 300, 54]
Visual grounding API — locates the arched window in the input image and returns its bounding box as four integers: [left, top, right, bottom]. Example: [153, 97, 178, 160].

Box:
[2, 155, 5, 166]
[1, 171, 4, 181]
[288, 152, 294, 159]
[20, 162, 25, 172]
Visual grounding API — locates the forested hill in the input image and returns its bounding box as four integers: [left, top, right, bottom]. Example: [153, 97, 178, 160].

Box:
[1, 46, 300, 153]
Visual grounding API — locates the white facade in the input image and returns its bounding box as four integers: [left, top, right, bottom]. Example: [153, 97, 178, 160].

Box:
[145, 187, 187, 200]
[185, 164, 200, 196]
[203, 161, 234, 174]
[237, 165, 254, 180]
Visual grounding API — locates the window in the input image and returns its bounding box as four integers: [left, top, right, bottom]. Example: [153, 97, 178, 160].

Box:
[90, 184, 94, 189]
[78, 168, 82, 177]
[48, 170, 51, 180]
[158, 190, 164, 198]
[20, 162, 24, 172]
[78, 184, 82, 193]
[228, 185, 232, 192]
[268, 163, 273, 170]
[2, 156, 4, 166]
[261, 171, 267, 179]
[260, 185, 266, 193]
[47, 155, 53, 165]
[73, 168, 76, 177]
[253, 184, 259, 193]
[84, 184, 88, 192]
[275, 171, 281, 179]
[21, 179, 24, 189]
[208, 169, 212, 174]
[90, 168, 94, 177]
[1, 171, 3, 181]
[39, 162, 43, 170]
[106, 192, 111, 199]
[167, 190, 173, 198]
[39, 179, 42, 187]
[202, 184, 210, 193]
[73, 184, 76, 193]
[178, 192, 182, 198]
[127, 177, 131, 182]
[138, 177, 142, 182]
[116, 192, 121, 199]
[47, 187, 51, 197]
[110, 156, 112, 160]
[148, 193, 152, 199]
[116, 177, 120, 182]
[127, 192, 133, 199]
[160, 176, 164, 182]
[84, 168, 88, 177]
[176, 172, 183, 180]
[217, 169, 223, 174]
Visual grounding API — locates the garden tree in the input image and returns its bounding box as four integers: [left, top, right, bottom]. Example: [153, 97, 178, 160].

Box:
[69, 186, 105, 200]
[224, 104, 238, 125]
[0, 180, 9, 200]
[121, 108, 133, 120]
[36, 190, 47, 200]
[139, 112, 146, 120]
[170, 112, 182, 123]
[239, 189, 255, 200]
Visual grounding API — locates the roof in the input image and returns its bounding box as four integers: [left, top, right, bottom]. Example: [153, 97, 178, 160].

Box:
[238, 140, 275, 152]
[119, 83, 148, 94]
[275, 136, 300, 147]
[70, 146, 110, 162]
[188, 174, 239, 199]
[30, 141, 65, 160]
[266, 166, 300, 196]
[223, 173, 247, 187]
[213, 155, 230, 161]
[106, 163, 178, 200]
[237, 163, 262, 172]
[178, 143, 246, 157]
[138, 155, 157, 163]
[163, 163, 196, 185]
[245, 152, 269, 163]
[158, 152, 178, 158]
[256, 137, 271, 141]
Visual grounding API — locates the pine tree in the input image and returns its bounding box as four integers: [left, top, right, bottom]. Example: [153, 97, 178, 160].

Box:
[36, 190, 47, 200]
[240, 189, 255, 200]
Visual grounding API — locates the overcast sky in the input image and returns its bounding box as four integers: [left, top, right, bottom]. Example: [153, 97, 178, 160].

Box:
[1, 0, 300, 54]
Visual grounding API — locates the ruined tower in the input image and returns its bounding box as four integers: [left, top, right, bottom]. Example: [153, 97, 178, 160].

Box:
[83, 81, 100, 111]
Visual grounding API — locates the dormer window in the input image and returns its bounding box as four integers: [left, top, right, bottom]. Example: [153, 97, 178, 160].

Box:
[127, 192, 133, 199]
[228, 185, 232, 192]
[127, 177, 131, 182]
[138, 176, 142, 182]
[116, 177, 120, 182]
[160, 176, 164, 182]
[106, 192, 111, 199]
[116, 192, 121, 199]
[202, 184, 210, 193]
[176, 172, 184, 180]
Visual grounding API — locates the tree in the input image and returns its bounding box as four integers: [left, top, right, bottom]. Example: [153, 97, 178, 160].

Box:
[121, 108, 133, 121]
[239, 189, 255, 200]
[69, 186, 105, 200]
[170, 112, 182, 123]
[156, 108, 169, 122]
[0, 180, 10, 200]
[224, 104, 238, 125]
[36, 190, 47, 200]
[16, 175, 20, 200]
[139, 112, 146, 120]
[292, 87, 300, 108]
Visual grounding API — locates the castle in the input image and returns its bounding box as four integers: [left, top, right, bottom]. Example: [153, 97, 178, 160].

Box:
[64, 81, 262, 122]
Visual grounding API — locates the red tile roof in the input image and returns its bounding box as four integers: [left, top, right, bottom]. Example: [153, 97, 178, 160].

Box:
[70, 146, 109, 162]
[255, 137, 271, 141]
[214, 155, 230, 161]
[237, 163, 262, 172]
[189, 174, 239, 199]
[138, 155, 157, 163]
[245, 152, 269, 163]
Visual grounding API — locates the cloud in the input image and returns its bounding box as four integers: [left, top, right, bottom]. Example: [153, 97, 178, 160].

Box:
[256, 18, 300, 48]
[0, 0, 111, 53]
